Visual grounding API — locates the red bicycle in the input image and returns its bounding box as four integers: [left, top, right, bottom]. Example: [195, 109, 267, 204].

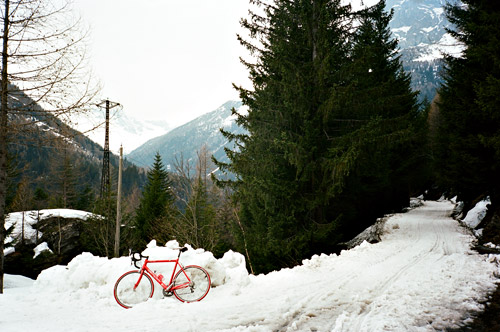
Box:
[114, 247, 211, 309]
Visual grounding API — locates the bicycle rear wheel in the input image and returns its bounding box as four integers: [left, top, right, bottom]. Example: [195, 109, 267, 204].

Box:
[114, 270, 154, 309]
[173, 266, 211, 302]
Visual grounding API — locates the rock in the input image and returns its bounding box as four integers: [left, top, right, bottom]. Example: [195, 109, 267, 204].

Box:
[340, 216, 389, 249]
[34, 216, 84, 264]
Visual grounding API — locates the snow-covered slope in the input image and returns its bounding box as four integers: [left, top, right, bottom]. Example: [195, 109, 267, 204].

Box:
[388, 0, 459, 59]
[387, 0, 463, 100]
[127, 100, 246, 169]
[2, 200, 499, 331]
[73, 108, 171, 155]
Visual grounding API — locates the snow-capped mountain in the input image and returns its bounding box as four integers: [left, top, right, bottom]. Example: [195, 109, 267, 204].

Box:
[127, 100, 246, 170]
[387, 0, 463, 100]
[389, 0, 451, 54]
[74, 108, 171, 155]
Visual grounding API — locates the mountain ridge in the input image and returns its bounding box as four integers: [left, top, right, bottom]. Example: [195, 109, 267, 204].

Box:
[126, 100, 245, 169]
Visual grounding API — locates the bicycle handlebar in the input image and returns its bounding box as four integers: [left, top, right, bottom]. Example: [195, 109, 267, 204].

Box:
[130, 252, 148, 269]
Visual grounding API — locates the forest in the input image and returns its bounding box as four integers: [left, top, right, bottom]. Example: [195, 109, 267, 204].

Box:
[2, 0, 500, 278]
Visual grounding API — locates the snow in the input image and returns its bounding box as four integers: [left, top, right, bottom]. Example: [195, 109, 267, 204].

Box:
[413, 33, 465, 62]
[1, 201, 499, 332]
[392, 26, 412, 33]
[33, 242, 53, 259]
[422, 26, 437, 33]
[433, 7, 444, 17]
[462, 197, 491, 229]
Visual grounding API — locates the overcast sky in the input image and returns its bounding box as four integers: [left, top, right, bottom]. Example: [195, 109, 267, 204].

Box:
[72, 0, 373, 130]
[72, 0, 252, 128]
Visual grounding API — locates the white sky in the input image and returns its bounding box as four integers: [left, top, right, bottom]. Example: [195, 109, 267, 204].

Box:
[71, 0, 374, 129]
[72, 0, 252, 128]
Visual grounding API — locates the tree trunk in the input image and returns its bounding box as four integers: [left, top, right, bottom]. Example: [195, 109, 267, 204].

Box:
[58, 218, 62, 255]
[0, 0, 11, 294]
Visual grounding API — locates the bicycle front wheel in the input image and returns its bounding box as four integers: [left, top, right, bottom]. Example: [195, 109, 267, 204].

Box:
[173, 266, 211, 303]
[114, 270, 154, 309]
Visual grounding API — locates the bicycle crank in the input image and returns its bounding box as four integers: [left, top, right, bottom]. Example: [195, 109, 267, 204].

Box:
[162, 289, 174, 297]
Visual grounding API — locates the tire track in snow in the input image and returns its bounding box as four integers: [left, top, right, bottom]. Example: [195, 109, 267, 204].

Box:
[288, 200, 487, 332]
[349, 202, 453, 331]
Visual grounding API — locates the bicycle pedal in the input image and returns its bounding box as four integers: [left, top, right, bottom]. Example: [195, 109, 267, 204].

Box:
[162, 289, 174, 297]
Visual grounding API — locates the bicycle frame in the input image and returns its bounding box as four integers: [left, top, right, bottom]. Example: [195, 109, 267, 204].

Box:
[115, 248, 211, 308]
[135, 256, 191, 292]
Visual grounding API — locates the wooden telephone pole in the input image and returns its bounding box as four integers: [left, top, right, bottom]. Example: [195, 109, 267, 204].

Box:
[114, 145, 123, 257]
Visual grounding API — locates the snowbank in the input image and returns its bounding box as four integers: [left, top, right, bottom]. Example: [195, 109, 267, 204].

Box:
[462, 197, 490, 229]
[3, 274, 34, 289]
[34, 240, 249, 301]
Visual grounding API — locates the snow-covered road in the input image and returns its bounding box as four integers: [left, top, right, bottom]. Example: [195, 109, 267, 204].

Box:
[1, 200, 499, 331]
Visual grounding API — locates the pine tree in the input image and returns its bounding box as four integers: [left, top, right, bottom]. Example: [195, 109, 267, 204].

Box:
[217, 0, 421, 273]
[324, 0, 422, 225]
[436, 0, 500, 207]
[218, 0, 355, 272]
[134, 152, 174, 248]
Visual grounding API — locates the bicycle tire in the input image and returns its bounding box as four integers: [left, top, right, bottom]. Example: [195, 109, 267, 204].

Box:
[172, 265, 211, 303]
[114, 270, 154, 309]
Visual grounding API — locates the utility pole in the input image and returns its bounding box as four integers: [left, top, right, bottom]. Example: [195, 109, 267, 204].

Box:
[97, 99, 120, 198]
[114, 145, 123, 257]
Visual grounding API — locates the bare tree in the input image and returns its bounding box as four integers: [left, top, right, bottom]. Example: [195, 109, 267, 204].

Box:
[170, 146, 220, 251]
[10, 176, 32, 245]
[0, 0, 99, 293]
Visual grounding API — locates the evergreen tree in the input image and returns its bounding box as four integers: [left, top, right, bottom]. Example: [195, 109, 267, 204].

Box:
[10, 177, 33, 245]
[134, 152, 174, 248]
[219, 0, 355, 271]
[33, 187, 48, 210]
[436, 0, 500, 207]
[326, 0, 422, 225]
[5, 152, 20, 213]
[182, 176, 217, 249]
[75, 185, 94, 211]
[216, 0, 420, 273]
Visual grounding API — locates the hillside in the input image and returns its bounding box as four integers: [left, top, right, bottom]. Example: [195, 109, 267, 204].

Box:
[127, 100, 246, 169]
[5, 85, 146, 207]
[1, 200, 499, 331]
